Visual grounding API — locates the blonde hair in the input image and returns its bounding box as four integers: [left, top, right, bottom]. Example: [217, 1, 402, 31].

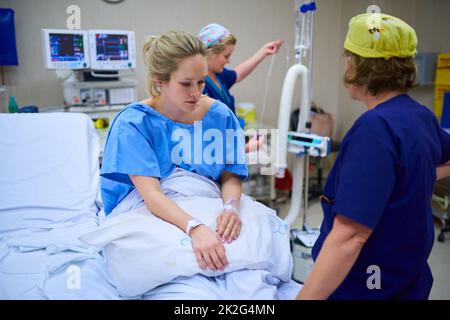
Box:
[207, 34, 237, 55]
[142, 30, 207, 97]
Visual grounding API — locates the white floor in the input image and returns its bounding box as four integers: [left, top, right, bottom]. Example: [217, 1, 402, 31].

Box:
[276, 198, 450, 300]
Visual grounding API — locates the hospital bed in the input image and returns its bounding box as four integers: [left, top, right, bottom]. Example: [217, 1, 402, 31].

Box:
[0, 113, 299, 299]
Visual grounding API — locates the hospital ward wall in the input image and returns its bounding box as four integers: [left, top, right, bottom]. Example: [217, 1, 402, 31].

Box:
[0, 0, 346, 139]
[334, 0, 450, 140]
[2, 0, 450, 142]
[0, 0, 297, 128]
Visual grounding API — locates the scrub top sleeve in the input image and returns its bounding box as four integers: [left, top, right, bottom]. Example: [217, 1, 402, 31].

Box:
[224, 111, 248, 180]
[333, 115, 397, 230]
[221, 68, 238, 89]
[100, 119, 161, 185]
[439, 127, 450, 164]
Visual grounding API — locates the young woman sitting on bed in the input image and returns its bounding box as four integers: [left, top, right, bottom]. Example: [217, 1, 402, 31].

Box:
[100, 30, 248, 274]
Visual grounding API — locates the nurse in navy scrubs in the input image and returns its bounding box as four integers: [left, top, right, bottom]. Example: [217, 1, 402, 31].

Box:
[297, 13, 450, 300]
[198, 23, 283, 152]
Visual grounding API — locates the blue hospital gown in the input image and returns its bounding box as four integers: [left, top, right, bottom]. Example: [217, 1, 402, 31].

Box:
[100, 100, 248, 215]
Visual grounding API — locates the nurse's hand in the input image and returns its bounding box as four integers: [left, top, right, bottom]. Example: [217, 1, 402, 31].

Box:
[260, 39, 284, 56]
[190, 225, 228, 272]
[216, 209, 242, 244]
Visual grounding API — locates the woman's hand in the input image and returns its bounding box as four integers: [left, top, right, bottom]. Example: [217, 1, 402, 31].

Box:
[190, 225, 228, 272]
[219, 173, 242, 243]
[246, 134, 265, 153]
[260, 39, 284, 56]
[216, 208, 242, 244]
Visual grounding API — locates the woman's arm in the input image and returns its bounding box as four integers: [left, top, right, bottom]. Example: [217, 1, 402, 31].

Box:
[216, 171, 243, 243]
[235, 39, 283, 83]
[130, 174, 228, 272]
[221, 171, 242, 206]
[130, 174, 192, 231]
[437, 161, 450, 180]
[297, 214, 373, 300]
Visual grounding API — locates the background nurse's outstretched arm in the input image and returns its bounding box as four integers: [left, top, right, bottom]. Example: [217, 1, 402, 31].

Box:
[129, 174, 228, 273]
[235, 39, 284, 83]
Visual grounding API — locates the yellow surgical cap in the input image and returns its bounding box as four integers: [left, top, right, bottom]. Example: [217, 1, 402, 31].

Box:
[344, 13, 417, 59]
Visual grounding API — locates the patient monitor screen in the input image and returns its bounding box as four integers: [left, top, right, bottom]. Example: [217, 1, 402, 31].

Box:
[41, 29, 89, 69]
[95, 34, 129, 61]
[50, 33, 85, 62]
[89, 30, 136, 70]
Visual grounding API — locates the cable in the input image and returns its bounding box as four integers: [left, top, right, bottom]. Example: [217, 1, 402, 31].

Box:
[61, 71, 74, 81]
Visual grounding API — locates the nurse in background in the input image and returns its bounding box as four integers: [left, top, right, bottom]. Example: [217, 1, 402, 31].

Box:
[198, 23, 283, 152]
[297, 13, 450, 300]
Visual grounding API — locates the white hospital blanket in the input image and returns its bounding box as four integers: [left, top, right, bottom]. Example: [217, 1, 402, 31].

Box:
[81, 169, 294, 298]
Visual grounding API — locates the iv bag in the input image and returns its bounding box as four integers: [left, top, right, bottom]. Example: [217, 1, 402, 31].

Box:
[294, 0, 314, 63]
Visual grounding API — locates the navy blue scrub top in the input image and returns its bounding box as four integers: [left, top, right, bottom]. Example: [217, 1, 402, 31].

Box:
[203, 68, 237, 114]
[312, 94, 450, 300]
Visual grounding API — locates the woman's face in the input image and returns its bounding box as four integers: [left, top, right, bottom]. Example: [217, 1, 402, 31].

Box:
[207, 44, 235, 74]
[159, 54, 208, 113]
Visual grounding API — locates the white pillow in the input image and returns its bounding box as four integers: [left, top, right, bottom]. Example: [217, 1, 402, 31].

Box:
[0, 113, 100, 230]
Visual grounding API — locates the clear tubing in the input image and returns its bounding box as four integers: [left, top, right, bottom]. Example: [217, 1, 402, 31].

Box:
[259, 54, 277, 129]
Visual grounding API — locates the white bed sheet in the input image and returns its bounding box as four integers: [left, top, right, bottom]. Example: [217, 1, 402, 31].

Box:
[0, 113, 119, 299]
[0, 215, 119, 299]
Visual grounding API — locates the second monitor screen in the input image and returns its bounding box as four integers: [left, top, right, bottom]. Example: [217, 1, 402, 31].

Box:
[95, 34, 129, 61]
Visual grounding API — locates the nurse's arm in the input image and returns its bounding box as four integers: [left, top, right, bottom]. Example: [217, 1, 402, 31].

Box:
[235, 40, 284, 83]
[129, 174, 228, 272]
[235, 49, 266, 83]
[296, 214, 372, 300]
[437, 161, 450, 180]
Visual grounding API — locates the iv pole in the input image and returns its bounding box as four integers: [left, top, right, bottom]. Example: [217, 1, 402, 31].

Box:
[278, 0, 316, 228]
